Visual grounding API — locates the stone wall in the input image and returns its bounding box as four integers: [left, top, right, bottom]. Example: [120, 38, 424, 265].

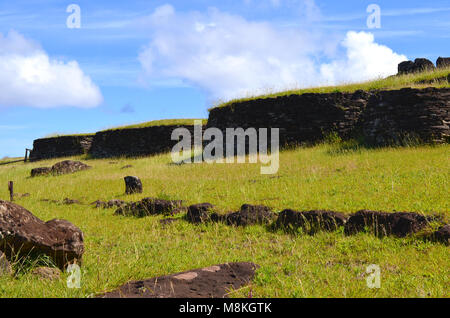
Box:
[29, 135, 93, 161]
[29, 87, 449, 160]
[89, 125, 200, 158]
[208, 87, 450, 148]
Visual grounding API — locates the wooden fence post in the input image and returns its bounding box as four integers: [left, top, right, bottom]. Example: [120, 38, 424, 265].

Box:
[8, 181, 13, 201]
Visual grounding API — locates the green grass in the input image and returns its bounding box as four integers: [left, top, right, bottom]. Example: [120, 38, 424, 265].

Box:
[0, 142, 448, 298]
[212, 66, 450, 110]
[101, 118, 207, 131]
[40, 133, 95, 138]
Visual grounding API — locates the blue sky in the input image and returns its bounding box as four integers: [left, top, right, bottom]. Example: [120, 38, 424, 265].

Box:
[0, 0, 449, 157]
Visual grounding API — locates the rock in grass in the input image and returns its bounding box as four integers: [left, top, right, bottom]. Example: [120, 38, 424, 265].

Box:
[432, 224, 450, 244]
[97, 262, 259, 298]
[30, 167, 52, 177]
[0, 200, 84, 269]
[0, 251, 12, 277]
[276, 209, 347, 233]
[30, 160, 90, 177]
[344, 210, 431, 237]
[186, 203, 215, 224]
[32, 267, 61, 281]
[51, 160, 91, 175]
[115, 198, 183, 217]
[124, 176, 143, 194]
[224, 204, 276, 226]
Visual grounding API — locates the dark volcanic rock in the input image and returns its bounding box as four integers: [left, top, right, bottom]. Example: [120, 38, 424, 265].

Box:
[115, 198, 183, 217]
[31, 167, 52, 177]
[0, 200, 84, 269]
[398, 60, 416, 74]
[398, 58, 435, 74]
[413, 58, 435, 72]
[97, 262, 259, 298]
[186, 203, 215, 224]
[276, 209, 347, 233]
[436, 57, 450, 69]
[344, 210, 431, 237]
[50, 160, 91, 175]
[29, 135, 93, 162]
[89, 124, 203, 159]
[124, 176, 143, 194]
[0, 251, 12, 276]
[224, 204, 276, 226]
[432, 224, 450, 244]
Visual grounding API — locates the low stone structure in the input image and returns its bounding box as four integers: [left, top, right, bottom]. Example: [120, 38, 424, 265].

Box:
[89, 124, 203, 158]
[29, 135, 93, 161]
[208, 87, 450, 148]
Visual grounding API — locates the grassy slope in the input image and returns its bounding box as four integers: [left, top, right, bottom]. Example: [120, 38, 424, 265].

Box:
[212, 67, 450, 110]
[0, 143, 448, 297]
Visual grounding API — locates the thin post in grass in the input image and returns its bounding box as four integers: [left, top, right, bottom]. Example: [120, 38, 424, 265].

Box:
[8, 181, 14, 201]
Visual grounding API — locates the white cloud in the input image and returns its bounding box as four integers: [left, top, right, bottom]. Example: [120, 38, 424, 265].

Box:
[320, 31, 407, 84]
[138, 5, 407, 101]
[0, 30, 103, 108]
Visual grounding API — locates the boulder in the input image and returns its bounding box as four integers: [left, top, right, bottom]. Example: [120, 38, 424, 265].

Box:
[432, 224, 450, 244]
[398, 60, 416, 74]
[398, 58, 435, 74]
[276, 209, 347, 233]
[436, 57, 450, 69]
[224, 204, 276, 226]
[0, 251, 12, 277]
[124, 176, 143, 194]
[31, 167, 52, 177]
[51, 160, 91, 175]
[115, 198, 183, 217]
[186, 203, 215, 223]
[413, 58, 435, 72]
[97, 262, 259, 298]
[0, 200, 84, 269]
[31, 267, 61, 281]
[344, 210, 431, 237]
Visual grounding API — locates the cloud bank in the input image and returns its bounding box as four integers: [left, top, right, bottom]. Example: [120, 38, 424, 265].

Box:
[0, 30, 103, 108]
[138, 4, 407, 100]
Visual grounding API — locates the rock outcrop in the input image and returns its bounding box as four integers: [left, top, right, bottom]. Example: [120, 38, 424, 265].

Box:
[344, 210, 432, 237]
[436, 57, 450, 69]
[30, 160, 91, 177]
[97, 262, 259, 298]
[398, 58, 435, 74]
[0, 200, 84, 269]
[115, 198, 184, 217]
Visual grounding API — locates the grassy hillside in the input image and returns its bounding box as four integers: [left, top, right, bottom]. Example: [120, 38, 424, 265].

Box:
[212, 66, 450, 110]
[0, 143, 448, 297]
